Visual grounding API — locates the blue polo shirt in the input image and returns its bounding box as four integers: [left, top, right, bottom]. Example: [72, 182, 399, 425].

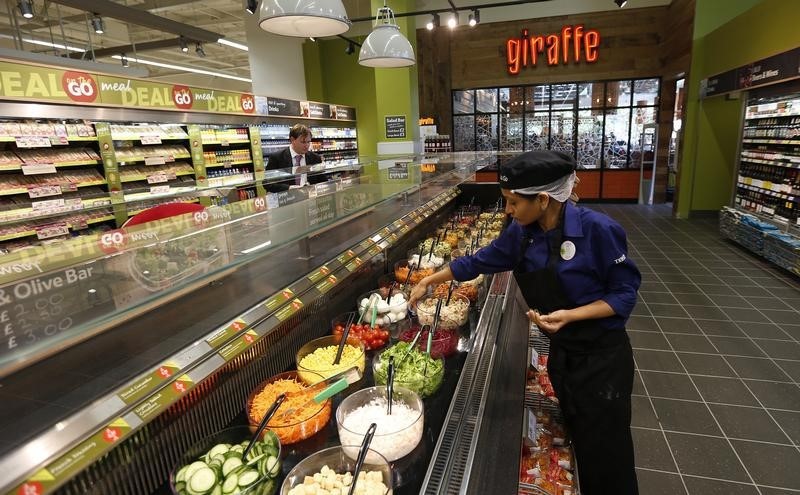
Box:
[450, 202, 641, 330]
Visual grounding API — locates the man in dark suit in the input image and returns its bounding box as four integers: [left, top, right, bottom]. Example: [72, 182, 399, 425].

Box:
[265, 124, 324, 192]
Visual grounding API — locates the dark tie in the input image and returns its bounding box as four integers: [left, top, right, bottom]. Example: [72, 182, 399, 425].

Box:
[294, 154, 302, 185]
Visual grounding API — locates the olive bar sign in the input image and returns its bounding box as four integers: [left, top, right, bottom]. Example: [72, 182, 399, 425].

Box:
[385, 115, 406, 139]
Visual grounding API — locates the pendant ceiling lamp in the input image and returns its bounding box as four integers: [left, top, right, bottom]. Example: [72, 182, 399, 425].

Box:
[358, 2, 415, 68]
[258, 0, 351, 38]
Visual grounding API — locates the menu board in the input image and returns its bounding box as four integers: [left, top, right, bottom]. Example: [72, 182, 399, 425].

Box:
[385, 116, 406, 139]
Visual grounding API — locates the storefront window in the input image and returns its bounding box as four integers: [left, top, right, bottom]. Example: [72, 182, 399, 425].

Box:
[551, 83, 577, 111]
[606, 81, 632, 108]
[525, 112, 550, 151]
[551, 110, 575, 156]
[476, 89, 498, 113]
[577, 110, 603, 169]
[500, 87, 525, 114]
[476, 114, 498, 151]
[499, 114, 524, 151]
[578, 82, 604, 109]
[453, 90, 474, 114]
[633, 79, 660, 106]
[525, 85, 550, 112]
[604, 108, 631, 168]
[630, 107, 658, 168]
[453, 115, 475, 151]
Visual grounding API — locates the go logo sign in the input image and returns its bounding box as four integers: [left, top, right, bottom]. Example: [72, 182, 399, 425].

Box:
[192, 210, 210, 226]
[172, 85, 194, 109]
[240, 93, 255, 114]
[62, 71, 98, 103]
[98, 229, 127, 254]
[254, 197, 267, 212]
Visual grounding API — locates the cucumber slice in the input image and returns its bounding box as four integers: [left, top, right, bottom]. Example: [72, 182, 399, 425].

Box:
[175, 465, 189, 484]
[207, 444, 231, 460]
[184, 461, 208, 482]
[222, 474, 238, 494]
[174, 481, 186, 495]
[245, 453, 265, 466]
[238, 470, 259, 487]
[188, 467, 216, 494]
[263, 446, 278, 459]
[264, 456, 280, 478]
[210, 485, 223, 495]
[222, 457, 243, 477]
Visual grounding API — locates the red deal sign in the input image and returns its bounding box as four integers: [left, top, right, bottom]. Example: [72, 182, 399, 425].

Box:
[172, 85, 194, 109]
[240, 93, 255, 114]
[102, 427, 122, 443]
[18, 482, 43, 495]
[62, 71, 98, 103]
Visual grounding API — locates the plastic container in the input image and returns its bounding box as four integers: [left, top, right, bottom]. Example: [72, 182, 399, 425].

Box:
[415, 293, 470, 329]
[372, 343, 444, 397]
[394, 259, 433, 285]
[356, 289, 409, 326]
[377, 274, 411, 300]
[170, 426, 281, 495]
[398, 324, 459, 358]
[296, 335, 366, 383]
[433, 282, 479, 303]
[336, 386, 424, 462]
[246, 371, 331, 445]
[407, 251, 445, 270]
[280, 445, 392, 495]
[332, 311, 390, 351]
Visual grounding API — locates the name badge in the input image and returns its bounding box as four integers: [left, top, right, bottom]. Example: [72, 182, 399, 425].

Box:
[560, 241, 576, 261]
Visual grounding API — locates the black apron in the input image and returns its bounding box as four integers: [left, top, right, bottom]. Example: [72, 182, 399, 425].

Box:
[514, 212, 638, 495]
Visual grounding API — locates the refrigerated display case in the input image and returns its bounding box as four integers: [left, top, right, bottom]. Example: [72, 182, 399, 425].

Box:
[2, 153, 572, 495]
[722, 85, 800, 275]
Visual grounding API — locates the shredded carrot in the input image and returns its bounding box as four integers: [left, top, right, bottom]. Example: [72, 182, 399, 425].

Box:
[248, 377, 331, 445]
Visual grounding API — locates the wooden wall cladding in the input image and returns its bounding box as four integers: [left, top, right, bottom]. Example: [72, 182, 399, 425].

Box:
[602, 170, 641, 200]
[576, 170, 601, 200]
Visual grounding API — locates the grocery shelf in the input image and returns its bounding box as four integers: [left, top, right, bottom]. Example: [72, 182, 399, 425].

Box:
[743, 138, 800, 145]
[204, 160, 253, 168]
[115, 154, 191, 163]
[0, 159, 102, 171]
[119, 170, 194, 182]
[124, 186, 197, 202]
[202, 139, 250, 145]
[740, 157, 800, 168]
[111, 134, 189, 141]
[0, 136, 98, 142]
[738, 181, 799, 201]
[0, 229, 35, 241]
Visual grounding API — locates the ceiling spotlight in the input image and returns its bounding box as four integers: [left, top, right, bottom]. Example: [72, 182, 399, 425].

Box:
[345, 41, 355, 55]
[245, 0, 258, 15]
[91, 14, 104, 34]
[18, 0, 34, 19]
[308, 36, 316, 42]
[179, 36, 189, 53]
[195, 42, 205, 57]
[469, 9, 479, 27]
[447, 13, 457, 29]
[120, 53, 128, 67]
[614, 0, 627, 6]
[426, 13, 439, 31]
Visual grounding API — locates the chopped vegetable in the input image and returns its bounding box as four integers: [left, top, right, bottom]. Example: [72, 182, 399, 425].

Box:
[373, 342, 444, 397]
[172, 433, 281, 495]
[248, 377, 332, 445]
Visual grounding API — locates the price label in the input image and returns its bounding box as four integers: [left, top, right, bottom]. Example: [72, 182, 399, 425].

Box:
[147, 173, 169, 184]
[49, 135, 68, 145]
[144, 156, 167, 166]
[223, 161, 232, 169]
[32, 198, 66, 213]
[27, 184, 62, 198]
[530, 347, 539, 367]
[150, 185, 170, 194]
[35, 222, 69, 239]
[15, 136, 52, 148]
[71, 217, 89, 230]
[527, 409, 538, 443]
[220, 140, 230, 147]
[140, 135, 162, 145]
[21, 163, 57, 175]
[59, 182, 78, 192]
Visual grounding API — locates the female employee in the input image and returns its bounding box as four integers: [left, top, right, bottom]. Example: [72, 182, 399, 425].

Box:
[409, 150, 641, 495]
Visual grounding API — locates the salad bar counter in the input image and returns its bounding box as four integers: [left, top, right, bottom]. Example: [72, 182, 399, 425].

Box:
[1, 178, 571, 495]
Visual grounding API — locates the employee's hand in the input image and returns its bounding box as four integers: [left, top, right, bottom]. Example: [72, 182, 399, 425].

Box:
[408, 280, 428, 307]
[528, 309, 572, 334]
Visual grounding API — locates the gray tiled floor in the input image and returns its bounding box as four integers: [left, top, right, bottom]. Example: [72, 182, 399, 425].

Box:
[595, 205, 800, 495]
